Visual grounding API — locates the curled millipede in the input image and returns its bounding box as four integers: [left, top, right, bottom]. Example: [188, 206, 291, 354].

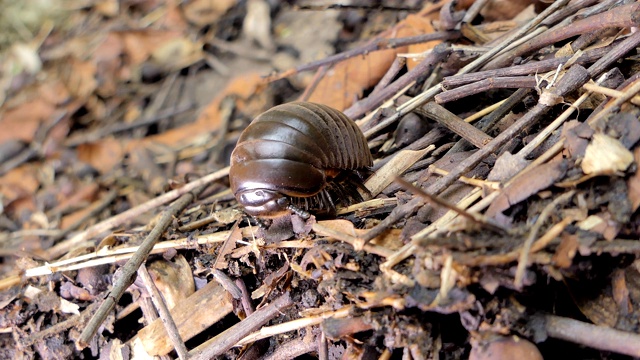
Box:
[229, 101, 373, 218]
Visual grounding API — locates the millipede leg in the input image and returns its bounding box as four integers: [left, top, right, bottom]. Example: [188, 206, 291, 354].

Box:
[288, 204, 311, 219]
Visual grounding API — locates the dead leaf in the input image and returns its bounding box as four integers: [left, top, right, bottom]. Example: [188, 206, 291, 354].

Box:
[611, 269, 631, 315]
[0, 164, 40, 208]
[1, 98, 56, 144]
[76, 138, 127, 174]
[213, 208, 243, 224]
[182, 0, 236, 27]
[93, 32, 125, 97]
[402, 14, 442, 70]
[55, 182, 100, 218]
[574, 286, 619, 327]
[214, 222, 241, 270]
[128, 147, 166, 194]
[553, 233, 579, 268]
[156, 0, 190, 31]
[609, 111, 640, 148]
[42, 117, 72, 157]
[274, 8, 340, 65]
[24, 285, 80, 315]
[315, 219, 361, 238]
[307, 5, 444, 110]
[148, 72, 265, 146]
[150, 38, 204, 71]
[60, 281, 94, 301]
[480, 0, 537, 22]
[243, 0, 274, 50]
[38, 80, 72, 106]
[581, 133, 634, 175]
[486, 159, 568, 219]
[487, 152, 529, 182]
[94, 0, 119, 17]
[577, 213, 621, 241]
[251, 262, 290, 299]
[119, 30, 184, 66]
[65, 72, 264, 178]
[561, 120, 593, 159]
[314, 219, 402, 250]
[147, 255, 195, 310]
[291, 215, 315, 236]
[59, 206, 93, 231]
[307, 49, 398, 110]
[626, 262, 640, 313]
[62, 58, 98, 99]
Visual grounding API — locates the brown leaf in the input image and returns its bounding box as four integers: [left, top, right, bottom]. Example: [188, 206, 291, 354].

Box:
[62, 58, 98, 99]
[561, 120, 593, 159]
[625, 262, 640, 315]
[480, 0, 537, 22]
[93, 32, 125, 96]
[66, 72, 264, 176]
[314, 219, 360, 237]
[147, 255, 195, 310]
[60, 281, 94, 301]
[157, 0, 190, 31]
[1, 98, 56, 144]
[56, 183, 99, 230]
[56, 183, 100, 223]
[307, 47, 398, 110]
[486, 159, 568, 219]
[38, 80, 72, 106]
[76, 138, 127, 174]
[119, 30, 184, 66]
[182, 0, 236, 27]
[609, 111, 640, 149]
[59, 206, 93, 231]
[403, 14, 442, 70]
[0, 164, 40, 208]
[315, 219, 402, 250]
[150, 38, 204, 72]
[291, 215, 315, 236]
[575, 287, 619, 327]
[128, 147, 166, 194]
[94, 0, 119, 17]
[552, 233, 579, 268]
[307, 5, 443, 110]
[214, 222, 241, 270]
[577, 213, 621, 241]
[612, 269, 631, 316]
[251, 261, 290, 300]
[148, 72, 265, 147]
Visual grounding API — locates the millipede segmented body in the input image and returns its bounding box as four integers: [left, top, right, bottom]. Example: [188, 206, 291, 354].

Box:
[229, 102, 373, 218]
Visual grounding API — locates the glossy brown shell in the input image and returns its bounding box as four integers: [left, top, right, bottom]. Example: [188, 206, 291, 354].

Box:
[229, 101, 372, 201]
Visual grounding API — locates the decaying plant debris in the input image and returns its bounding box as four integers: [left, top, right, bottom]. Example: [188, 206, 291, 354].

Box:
[3, 0, 640, 359]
